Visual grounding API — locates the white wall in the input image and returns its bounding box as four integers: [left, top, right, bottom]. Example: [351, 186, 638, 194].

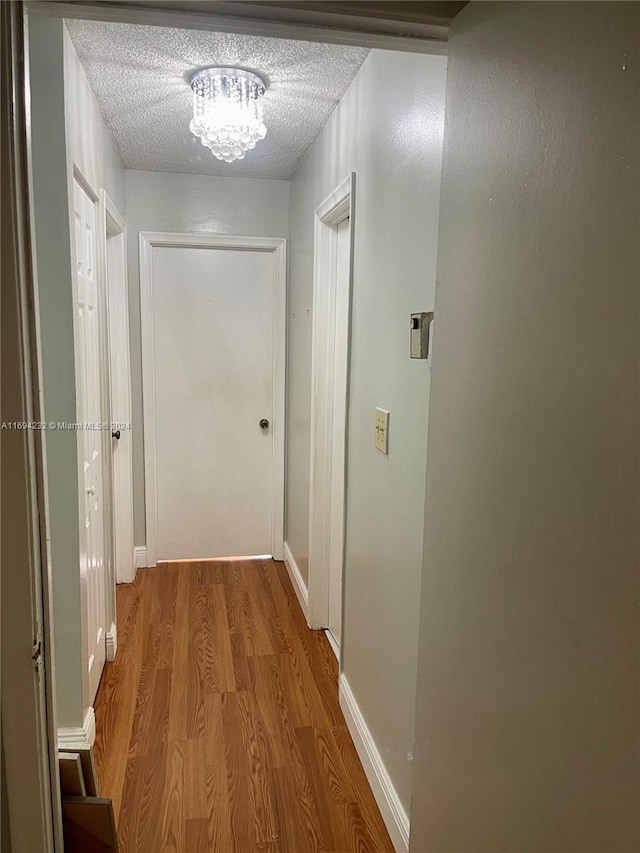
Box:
[410, 3, 640, 851]
[286, 49, 447, 812]
[28, 18, 127, 728]
[63, 28, 126, 214]
[125, 170, 290, 546]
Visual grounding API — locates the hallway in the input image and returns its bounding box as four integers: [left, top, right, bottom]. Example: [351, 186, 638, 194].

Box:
[93, 560, 394, 852]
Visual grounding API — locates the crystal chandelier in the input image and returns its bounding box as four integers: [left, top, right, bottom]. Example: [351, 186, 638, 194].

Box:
[189, 67, 267, 163]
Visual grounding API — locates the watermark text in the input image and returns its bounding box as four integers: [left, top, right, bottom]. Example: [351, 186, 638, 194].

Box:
[1, 422, 132, 431]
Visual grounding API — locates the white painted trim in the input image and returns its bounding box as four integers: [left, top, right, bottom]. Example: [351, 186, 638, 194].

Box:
[101, 189, 136, 586]
[27, 2, 450, 54]
[102, 189, 126, 233]
[308, 174, 355, 630]
[57, 706, 96, 752]
[134, 545, 148, 569]
[339, 675, 409, 853]
[106, 622, 117, 662]
[283, 541, 308, 619]
[271, 239, 287, 563]
[139, 232, 287, 566]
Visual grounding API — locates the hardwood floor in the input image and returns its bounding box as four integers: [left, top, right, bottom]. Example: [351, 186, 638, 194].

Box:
[93, 559, 395, 853]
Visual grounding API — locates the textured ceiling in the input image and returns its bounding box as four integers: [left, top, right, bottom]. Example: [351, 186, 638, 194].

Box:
[64, 19, 369, 179]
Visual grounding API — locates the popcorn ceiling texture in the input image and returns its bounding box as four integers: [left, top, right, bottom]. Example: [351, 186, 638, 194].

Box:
[64, 19, 369, 179]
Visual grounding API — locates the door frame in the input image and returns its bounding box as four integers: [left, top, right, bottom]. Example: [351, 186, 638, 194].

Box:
[2, 2, 62, 848]
[100, 190, 135, 591]
[308, 174, 356, 636]
[139, 231, 287, 566]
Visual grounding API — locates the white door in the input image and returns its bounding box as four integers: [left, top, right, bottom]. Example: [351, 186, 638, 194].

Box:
[150, 244, 276, 561]
[327, 216, 351, 649]
[73, 179, 106, 704]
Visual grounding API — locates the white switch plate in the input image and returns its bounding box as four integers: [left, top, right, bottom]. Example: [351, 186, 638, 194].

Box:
[375, 408, 389, 454]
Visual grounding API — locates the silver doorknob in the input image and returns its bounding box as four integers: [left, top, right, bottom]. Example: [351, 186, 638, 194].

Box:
[259, 419, 270, 430]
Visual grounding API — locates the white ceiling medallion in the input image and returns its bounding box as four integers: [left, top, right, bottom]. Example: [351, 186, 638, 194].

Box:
[189, 67, 267, 163]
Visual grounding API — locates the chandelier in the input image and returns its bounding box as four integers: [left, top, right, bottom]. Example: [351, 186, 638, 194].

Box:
[189, 67, 267, 163]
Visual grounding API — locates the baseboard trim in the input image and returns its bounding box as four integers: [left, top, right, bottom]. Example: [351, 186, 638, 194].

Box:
[106, 621, 117, 662]
[339, 675, 410, 853]
[134, 545, 148, 568]
[57, 706, 96, 751]
[283, 541, 308, 620]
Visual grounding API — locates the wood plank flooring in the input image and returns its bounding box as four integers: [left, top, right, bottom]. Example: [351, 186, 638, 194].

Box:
[93, 559, 395, 853]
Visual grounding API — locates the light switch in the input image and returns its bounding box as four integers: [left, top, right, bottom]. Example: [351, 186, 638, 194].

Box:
[375, 408, 389, 454]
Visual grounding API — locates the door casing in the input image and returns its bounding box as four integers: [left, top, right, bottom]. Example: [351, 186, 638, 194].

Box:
[308, 174, 355, 646]
[139, 231, 287, 567]
[101, 190, 135, 590]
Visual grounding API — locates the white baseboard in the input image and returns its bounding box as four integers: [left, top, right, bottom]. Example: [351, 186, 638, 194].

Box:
[283, 541, 308, 620]
[57, 706, 96, 751]
[116, 546, 138, 584]
[339, 675, 409, 853]
[117, 563, 137, 584]
[106, 621, 117, 661]
[134, 545, 148, 568]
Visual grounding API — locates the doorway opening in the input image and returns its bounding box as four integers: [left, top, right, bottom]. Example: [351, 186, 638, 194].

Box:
[21, 5, 449, 851]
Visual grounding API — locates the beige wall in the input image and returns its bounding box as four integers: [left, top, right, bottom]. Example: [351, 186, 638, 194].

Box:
[124, 170, 290, 546]
[410, 2, 640, 850]
[286, 48, 447, 812]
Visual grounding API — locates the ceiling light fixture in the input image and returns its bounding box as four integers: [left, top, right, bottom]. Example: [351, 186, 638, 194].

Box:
[189, 67, 267, 163]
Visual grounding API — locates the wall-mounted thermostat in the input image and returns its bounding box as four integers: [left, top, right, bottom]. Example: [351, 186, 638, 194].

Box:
[410, 312, 434, 359]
